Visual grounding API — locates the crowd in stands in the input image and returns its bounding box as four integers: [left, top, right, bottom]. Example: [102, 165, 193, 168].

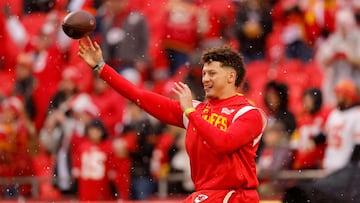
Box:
[1, 0, 360, 201]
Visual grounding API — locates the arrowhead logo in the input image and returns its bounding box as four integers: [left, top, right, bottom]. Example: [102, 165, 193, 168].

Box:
[194, 194, 208, 203]
[221, 107, 235, 115]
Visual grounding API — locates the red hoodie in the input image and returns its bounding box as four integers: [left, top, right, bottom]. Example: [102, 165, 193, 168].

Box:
[100, 65, 266, 202]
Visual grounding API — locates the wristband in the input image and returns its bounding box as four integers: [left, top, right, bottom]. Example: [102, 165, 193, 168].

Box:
[92, 60, 105, 71]
[184, 107, 195, 116]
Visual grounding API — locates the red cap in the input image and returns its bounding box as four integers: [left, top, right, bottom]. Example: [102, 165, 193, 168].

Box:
[334, 79, 359, 103]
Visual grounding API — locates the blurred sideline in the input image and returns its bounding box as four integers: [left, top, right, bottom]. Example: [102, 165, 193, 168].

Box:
[1, 168, 329, 203]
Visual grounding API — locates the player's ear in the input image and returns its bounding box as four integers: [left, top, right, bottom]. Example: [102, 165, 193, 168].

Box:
[227, 69, 236, 84]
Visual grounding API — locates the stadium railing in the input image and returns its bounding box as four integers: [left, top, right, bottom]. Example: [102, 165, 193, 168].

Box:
[158, 169, 330, 198]
[0, 169, 331, 199]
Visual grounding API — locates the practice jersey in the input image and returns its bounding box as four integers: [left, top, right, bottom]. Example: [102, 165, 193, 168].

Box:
[323, 106, 360, 171]
[99, 65, 267, 198]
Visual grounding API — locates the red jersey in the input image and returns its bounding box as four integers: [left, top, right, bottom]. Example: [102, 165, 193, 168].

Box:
[100, 65, 266, 202]
[162, 0, 199, 53]
[196, 0, 235, 41]
[73, 139, 114, 201]
[91, 87, 125, 136]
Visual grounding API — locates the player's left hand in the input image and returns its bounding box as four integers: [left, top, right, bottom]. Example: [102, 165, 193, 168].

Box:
[172, 82, 193, 111]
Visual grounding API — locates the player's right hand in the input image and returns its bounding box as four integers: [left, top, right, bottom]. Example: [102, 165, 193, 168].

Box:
[78, 36, 104, 70]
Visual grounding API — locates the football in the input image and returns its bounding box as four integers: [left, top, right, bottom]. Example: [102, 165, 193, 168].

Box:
[62, 10, 96, 39]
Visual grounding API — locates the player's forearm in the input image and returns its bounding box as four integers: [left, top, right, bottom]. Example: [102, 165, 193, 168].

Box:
[187, 110, 263, 154]
[99, 65, 184, 127]
[98, 64, 138, 101]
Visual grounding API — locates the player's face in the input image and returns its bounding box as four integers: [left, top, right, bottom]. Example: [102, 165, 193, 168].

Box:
[202, 61, 235, 99]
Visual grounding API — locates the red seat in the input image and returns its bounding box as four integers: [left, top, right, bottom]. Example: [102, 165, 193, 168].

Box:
[303, 60, 325, 89]
[244, 60, 270, 109]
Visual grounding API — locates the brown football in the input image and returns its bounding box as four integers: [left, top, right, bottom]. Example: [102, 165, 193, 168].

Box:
[62, 10, 96, 39]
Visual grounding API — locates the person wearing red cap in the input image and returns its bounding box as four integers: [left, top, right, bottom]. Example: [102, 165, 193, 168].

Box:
[78, 37, 267, 202]
[322, 79, 360, 171]
[0, 96, 36, 197]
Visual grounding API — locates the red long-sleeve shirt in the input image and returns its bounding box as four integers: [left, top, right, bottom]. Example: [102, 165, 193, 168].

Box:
[100, 65, 266, 201]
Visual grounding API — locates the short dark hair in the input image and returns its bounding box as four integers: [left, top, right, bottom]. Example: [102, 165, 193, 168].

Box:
[303, 88, 323, 114]
[264, 81, 289, 111]
[201, 45, 245, 87]
[85, 119, 108, 141]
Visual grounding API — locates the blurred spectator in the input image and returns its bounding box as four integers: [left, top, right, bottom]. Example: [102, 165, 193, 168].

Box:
[46, 66, 81, 114]
[121, 102, 157, 200]
[233, 0, 273, 63]
[32, 147, 62, 200]
[1, 2, 26, 73]
[263, 81, 297, 137]
[282, 79, 360, 203]
[272, 1, 314, 62]
[111, 125, 137, 200]
[196, 0, 235, 49]
[12, 53, 37, 121]
[40, 93, 99, 194]
[91, 74, 125, 137]
[291, 88, 331, 170]
[23, 20, 66, 130]
[23, 0, 56, 15]
[20, 0, 56, 43]
[316, 7, 360, 107]
[162, 0, 207, 76]
[256, 80, 297, 159]
[98, 0, 149, 81]
[0, 4, 22, 98]
[257, 121, 293, 196]
[299, 0, 336, 48]
[170, 130, 194, 193]
[0, 96, 35, 198]
[322, 79, 360, 172]
[150, 123, 190, 195]
[71, 119, 115, 201]
[257, 122, 293, 173]
[150, 124, 178, 181]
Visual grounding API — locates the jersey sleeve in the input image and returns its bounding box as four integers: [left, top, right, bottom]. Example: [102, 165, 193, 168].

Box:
[187, 108, 266, 154]
[99, 65, 184, 127]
